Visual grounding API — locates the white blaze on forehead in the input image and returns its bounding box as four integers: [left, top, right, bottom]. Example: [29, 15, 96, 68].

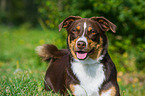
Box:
[83, 22, 87, 36]
[76, 22, 88, 48]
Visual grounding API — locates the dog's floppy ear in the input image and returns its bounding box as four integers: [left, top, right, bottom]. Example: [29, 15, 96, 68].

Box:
[59, 16, 82, 32]
[90, 17, 116, 33]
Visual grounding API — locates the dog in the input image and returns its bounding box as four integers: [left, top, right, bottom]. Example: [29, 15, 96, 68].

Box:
[36, 16, 120, 96]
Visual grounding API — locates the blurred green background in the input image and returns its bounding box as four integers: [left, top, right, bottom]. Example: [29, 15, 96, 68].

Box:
[0, 0, 145, 95]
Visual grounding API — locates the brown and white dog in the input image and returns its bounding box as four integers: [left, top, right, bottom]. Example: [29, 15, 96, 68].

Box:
[36, 16, 120, 96]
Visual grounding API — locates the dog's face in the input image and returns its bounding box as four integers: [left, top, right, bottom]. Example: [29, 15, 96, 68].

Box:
[59, 16, 116, 60]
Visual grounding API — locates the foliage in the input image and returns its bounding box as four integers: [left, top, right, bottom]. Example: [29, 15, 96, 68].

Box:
[0, 0, 38, 25]
[37, 0, 145, 37]
[1, 0, 145, 37]
[0, 25, 145, 95]
[107, 33, 145, 72]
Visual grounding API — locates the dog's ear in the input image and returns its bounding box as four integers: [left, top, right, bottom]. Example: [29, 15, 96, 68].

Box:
[90, 17, 116, 33]
[59, 16, 82, 32]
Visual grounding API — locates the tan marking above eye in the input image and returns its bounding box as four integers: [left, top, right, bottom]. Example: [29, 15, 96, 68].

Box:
[76, 26, 80, 30]
[88, 27, 97, 35]
[88, 27, 92, 32]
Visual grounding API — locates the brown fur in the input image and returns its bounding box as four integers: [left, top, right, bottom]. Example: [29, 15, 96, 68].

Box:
[68, 35, 78, 59]
[88, 36, 103, 59]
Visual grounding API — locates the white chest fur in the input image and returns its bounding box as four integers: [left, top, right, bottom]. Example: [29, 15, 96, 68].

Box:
[71, 57, 105, 96]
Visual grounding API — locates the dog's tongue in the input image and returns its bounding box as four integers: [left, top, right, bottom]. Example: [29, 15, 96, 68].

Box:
[76, 52, 87, 59]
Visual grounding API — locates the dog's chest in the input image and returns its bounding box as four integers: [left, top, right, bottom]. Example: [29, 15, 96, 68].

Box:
[71, 60, 105, 96]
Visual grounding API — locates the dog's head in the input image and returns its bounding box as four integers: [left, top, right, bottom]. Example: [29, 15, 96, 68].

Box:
[59, 16, 116, 60]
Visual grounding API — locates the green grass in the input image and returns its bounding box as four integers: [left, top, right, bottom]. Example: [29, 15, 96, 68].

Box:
[0, 25, 145, 96]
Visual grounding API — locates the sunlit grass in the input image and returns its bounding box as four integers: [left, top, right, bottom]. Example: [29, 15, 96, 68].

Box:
[0, 25, 144, 96]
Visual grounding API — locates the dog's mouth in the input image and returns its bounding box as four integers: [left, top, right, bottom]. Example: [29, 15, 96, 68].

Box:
[76, 48, 95, 60]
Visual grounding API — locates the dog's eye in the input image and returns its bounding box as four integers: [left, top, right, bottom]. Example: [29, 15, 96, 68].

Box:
[72, 29, 77, 33]
[91, 30, 96, 35]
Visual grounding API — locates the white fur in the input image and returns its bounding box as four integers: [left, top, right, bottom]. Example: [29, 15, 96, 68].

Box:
[101, 89, 112, 96]
[71, 55, 105, 96]
[35, 46, 44, 55]
[83, 22, 87, 36]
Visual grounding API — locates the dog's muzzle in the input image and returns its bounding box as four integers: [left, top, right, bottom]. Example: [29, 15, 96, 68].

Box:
[76, 40, 87, 60]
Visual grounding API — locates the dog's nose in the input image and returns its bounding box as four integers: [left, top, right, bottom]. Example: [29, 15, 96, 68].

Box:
[77, 41, 86, 49]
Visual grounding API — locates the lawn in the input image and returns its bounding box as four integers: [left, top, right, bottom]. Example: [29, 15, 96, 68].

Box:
[0, 25, 144, 96]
